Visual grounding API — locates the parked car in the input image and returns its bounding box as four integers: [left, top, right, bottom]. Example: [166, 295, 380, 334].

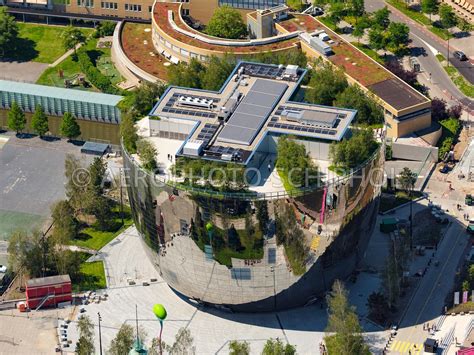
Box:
[439, 164, 450, 174]
[312, 7, 324, 16]
[0, 265, 7, 273]
[454, 51, 468, 61]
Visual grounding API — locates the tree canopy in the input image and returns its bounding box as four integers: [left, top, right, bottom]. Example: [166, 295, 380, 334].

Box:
[334, 85, 383, 125]
[76, 315, 95, 355]
[229, 340, 250, 355]
[421, 0, 438, 21]
[439, 4, 457, 29]
[305, 62, 348, 106]
[31, 104, 49, 137]
[205, 6, 247, 39]
[137, 139, 158, 172]
[61, 25, 86, 56]
[60, 112, 81, 140]
[329, 128, 378, 170]
[109, 324, 135, 355]
[325, 280, 370, 355]
[397, 167, 417, 195]
[120, 113, 138, 154]
[0, 6, 18, 57]
[7, 101, 26, 134]
[119, 82, 167, 118]
[262, 338, 296, 355]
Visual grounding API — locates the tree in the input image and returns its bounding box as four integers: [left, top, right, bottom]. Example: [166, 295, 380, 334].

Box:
[353, 15, 371, 43]
[327, 2, 346, 27]
[448, 103, 463, 119]
[329, 128, 378, 170]
[7, 230, 45, 278]
[384, 60, 418, 87]
[120, 113, 139, 154]
[287, 0, 304, 11]
[137, 139, 158, 172]
[31, 104, 49, 137]
[229, 340, 250, 355]
[457, 17, 473, 32]
[368, 28, 385, 51]
[262, 338, 296, 355]
[276, 135, 318, 188]
[366, 291, 389, 324]
[166, 327, 195, 355]
[61, 26, 86, 57]
[350, 0, 365, 18]
[334, 85, 383, 125]
[255, 200, 269, 234]
[76, 315, 95, 355]
[324, 280, 370, 355]
[431, 97, 447, 122]
[200, 55, 235, 91]
[305, 62, 348, 106]
[7, 101, 26, 135]
[421, 0, 438, 22]
[95, 20, 116, 37]
[397, 167, 417, 196]
[60, 112, 81, 140]
[205, 6, 247, 39]
[64, 154, 88, 213]
[109, 324, 134, 355]
[386, 22, 410, 56]
[439, 4, 457, 29]
[0, 6, 19, 57]
[167, 58, 205, 89]
[372, 7, 391, 30]
[51, 200, 78, 244]
[121, 82, 167, 117]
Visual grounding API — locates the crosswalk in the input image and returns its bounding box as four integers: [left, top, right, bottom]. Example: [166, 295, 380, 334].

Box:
[389, 340, 423, 354]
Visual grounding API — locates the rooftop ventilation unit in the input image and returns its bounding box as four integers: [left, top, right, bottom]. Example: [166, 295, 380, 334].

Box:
[183, 140, 205, 156]
[177, 96, 214, 110]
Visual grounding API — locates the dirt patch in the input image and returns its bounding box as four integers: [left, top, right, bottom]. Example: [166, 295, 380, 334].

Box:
[413, 208, 445, 246]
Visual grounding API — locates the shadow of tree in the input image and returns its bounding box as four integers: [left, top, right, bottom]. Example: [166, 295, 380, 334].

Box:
[1, 37, 39, 63]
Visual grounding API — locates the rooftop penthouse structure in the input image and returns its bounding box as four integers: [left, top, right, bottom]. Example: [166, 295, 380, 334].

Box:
[123, 62, 384, 311]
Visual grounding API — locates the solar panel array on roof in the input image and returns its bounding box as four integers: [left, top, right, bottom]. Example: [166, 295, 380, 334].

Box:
[217, 79, 288, 146]
[243, 63, 285, 80]
[196, 123, 219, 147]
[267, 121, 338, 136]
[161, 106, 216, 118]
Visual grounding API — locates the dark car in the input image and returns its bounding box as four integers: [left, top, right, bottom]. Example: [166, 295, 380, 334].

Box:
[439, 164, 450, 174]
[454, 51, 468, 61]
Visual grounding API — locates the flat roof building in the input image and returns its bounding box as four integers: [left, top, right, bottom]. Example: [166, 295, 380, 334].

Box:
[148, 62, 356, 166]
[0, 80, 123, 123]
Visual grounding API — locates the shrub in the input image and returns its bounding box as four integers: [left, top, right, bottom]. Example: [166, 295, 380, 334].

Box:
[77, 49, 119, 94]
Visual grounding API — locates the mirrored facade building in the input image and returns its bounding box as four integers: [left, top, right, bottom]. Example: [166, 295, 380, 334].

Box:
[123, 62, 384, 311]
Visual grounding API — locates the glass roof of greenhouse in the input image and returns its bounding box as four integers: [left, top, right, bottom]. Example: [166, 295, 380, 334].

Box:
[0, 80, 123, 106]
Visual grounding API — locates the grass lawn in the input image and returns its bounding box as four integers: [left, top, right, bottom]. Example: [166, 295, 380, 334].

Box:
[16, 23, 93, 64]
[36, 38, 122, 91]
[74, 253, 107, 292]
[438, 118, 461, 158]
[386, 0, 452, 40]
[435, 53, 473, 97]
[70, 205, 133, 250]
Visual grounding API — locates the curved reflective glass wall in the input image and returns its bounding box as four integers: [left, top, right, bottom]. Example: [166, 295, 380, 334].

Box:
[123, 146, 384, 312]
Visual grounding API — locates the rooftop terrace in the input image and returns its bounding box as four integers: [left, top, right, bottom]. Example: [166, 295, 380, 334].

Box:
[148, 62, 356, 165]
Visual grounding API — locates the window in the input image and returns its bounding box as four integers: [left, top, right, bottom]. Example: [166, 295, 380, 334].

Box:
[218, 0, 283, 10]
[125, 3, 141, 11]
[101, 1, 117, 9]
[183, 8, 189, 15]
[77, 0, 93, 7]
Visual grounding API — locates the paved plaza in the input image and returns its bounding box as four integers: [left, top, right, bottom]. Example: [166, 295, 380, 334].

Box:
[0, 133, 91, 240]
[0, 61, 49, 83]
[67, 226, 388, 354]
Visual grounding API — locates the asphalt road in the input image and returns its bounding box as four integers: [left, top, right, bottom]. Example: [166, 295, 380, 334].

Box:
[392, 222, 469, 349]
[366, 0, 474, 112]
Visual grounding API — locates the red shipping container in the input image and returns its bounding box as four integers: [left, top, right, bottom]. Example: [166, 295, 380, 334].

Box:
[26, 275, 72, 310]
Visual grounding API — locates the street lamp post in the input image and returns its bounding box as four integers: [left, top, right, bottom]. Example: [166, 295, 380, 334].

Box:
[98, 312, 103, 355]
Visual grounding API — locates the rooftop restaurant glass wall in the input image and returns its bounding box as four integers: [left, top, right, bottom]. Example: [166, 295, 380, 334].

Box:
[123, 144, 384, 311]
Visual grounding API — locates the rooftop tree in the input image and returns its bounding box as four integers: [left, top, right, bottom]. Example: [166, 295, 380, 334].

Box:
[137, 139, 158, 172]
[205, 6, 247, 39]
[334, 85, 383, 125]
[329, 128, 378, 170]
[305, 62, 348, 106]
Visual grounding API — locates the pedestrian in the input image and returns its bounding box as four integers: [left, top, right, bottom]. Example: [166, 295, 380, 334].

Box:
[268, 163, 271, 172]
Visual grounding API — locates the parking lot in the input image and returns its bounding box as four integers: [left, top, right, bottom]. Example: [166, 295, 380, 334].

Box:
[0, 132, 91, 240]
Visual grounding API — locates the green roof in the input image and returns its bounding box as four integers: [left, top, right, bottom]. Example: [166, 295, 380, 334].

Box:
[0, 80, 123, 106]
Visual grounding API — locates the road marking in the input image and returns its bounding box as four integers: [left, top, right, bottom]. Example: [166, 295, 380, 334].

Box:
[390, 340, 423, 354]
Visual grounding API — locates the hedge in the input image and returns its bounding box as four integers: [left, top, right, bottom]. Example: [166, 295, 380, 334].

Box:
[77, 49, 120, 95]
